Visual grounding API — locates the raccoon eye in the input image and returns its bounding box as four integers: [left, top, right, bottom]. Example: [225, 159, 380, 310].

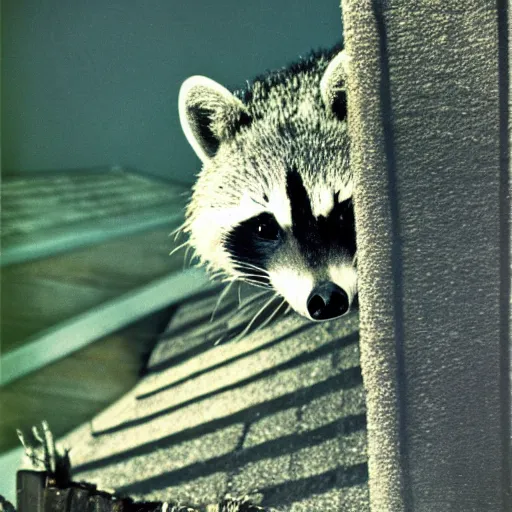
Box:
[255, 213, 280, 241]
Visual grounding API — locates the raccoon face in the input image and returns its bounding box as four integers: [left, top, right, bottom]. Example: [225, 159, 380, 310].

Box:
[179, 50, 355, 321]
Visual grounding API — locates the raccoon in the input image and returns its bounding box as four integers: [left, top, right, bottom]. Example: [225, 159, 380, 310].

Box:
[178, 45, 355, 322]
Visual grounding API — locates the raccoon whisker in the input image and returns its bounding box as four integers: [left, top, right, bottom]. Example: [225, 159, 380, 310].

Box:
[236, 273, 270, 281]
[211, 279, 237, 322]
[284, 304, 292, 315]
[232, 264, 271, 282]
[183, 246, 192, 269]
[254, 297, 286, 333]
[188, 247, 199, 266]
[238, 278, 272, 290]
[237, 289, 272, 311]
[238, 283, 243, 305]
[215, 289, 271, 330]
[231, 260, 270, 275]
[169, 240, 190, 257]
[218, 274, 242, 286]
[209, 270, 227, 280]
[228, 292, 272, 327]
[213, 336, 225, 346]
[233, 292, 279, 342]
[240, 281, 272, 291]
[237, 270, 270, 281]
[170, 223, 186, 241]
[230, 258, 267, 270]
[236, 265, 267, 275]
[213, 289, 273, 346]
[236, 269, 270, 282]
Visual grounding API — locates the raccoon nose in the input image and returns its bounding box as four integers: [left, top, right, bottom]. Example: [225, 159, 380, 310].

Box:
[307, 282, 349, 321]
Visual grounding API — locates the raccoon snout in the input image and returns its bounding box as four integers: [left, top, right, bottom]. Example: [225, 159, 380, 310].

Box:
[307, 281, 349, 321]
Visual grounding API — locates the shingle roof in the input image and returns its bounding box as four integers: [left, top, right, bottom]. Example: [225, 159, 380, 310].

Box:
[62, 286, 369, 511]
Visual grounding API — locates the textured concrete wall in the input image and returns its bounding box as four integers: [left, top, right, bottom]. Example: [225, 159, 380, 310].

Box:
[342, 0, 511, 510]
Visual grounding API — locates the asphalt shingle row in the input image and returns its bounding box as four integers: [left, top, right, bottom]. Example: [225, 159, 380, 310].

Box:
[62, 286, 369, 511]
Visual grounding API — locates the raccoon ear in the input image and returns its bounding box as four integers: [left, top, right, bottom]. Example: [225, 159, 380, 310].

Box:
[320, 51, 350, 122]
[179, 76, 251, 162]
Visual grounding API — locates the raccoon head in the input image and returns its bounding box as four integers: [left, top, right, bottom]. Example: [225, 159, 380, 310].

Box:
[179, 50, 355, 322]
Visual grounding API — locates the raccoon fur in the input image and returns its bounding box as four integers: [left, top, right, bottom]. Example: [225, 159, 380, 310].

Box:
[178, 45, 356, 322]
